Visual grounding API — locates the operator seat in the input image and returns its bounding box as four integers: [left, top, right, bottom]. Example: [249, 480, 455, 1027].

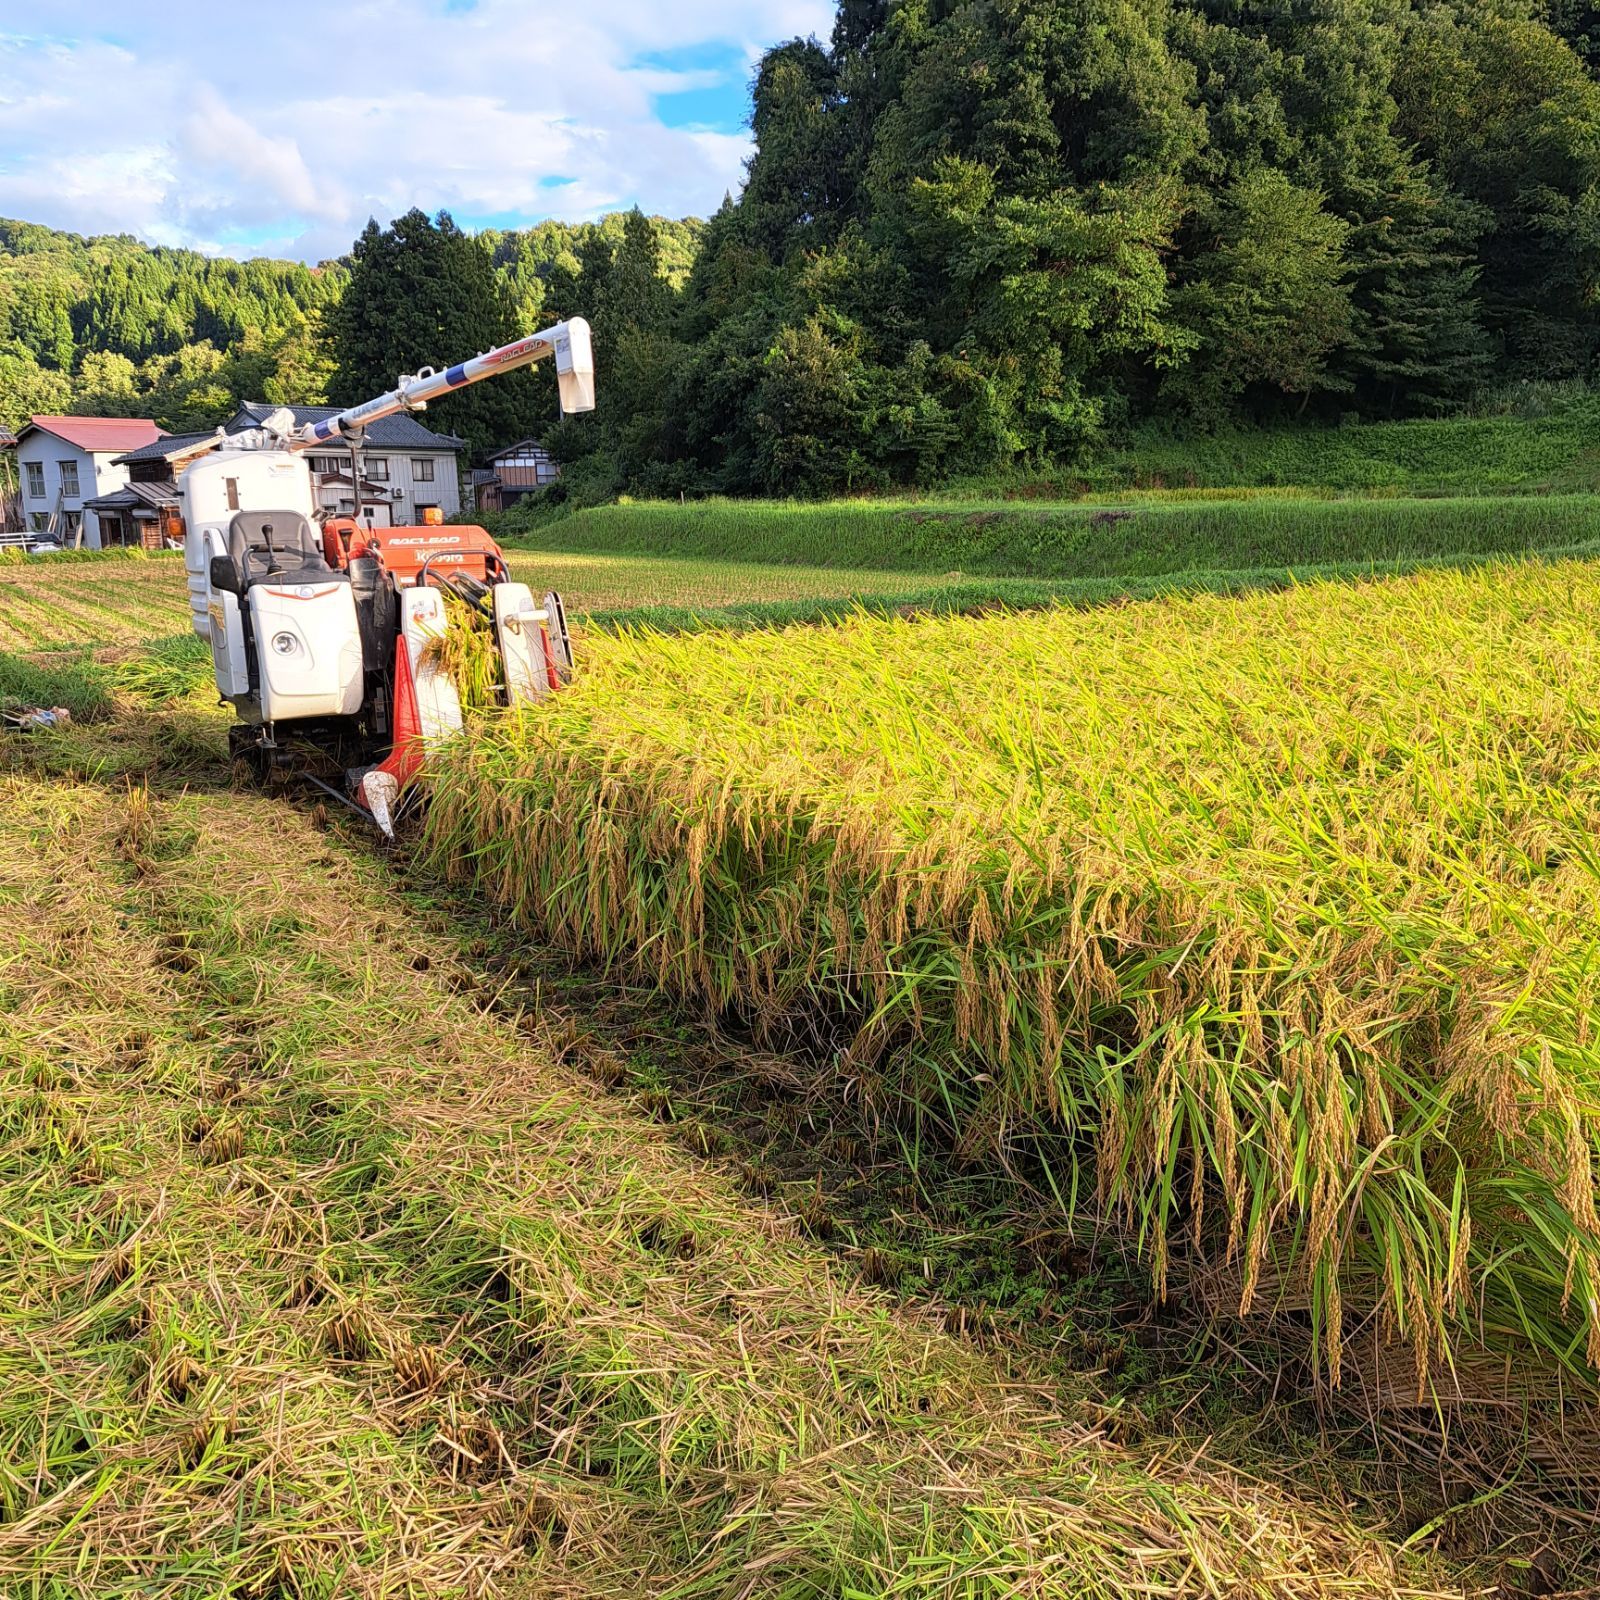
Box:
[225, 510, 347, 589]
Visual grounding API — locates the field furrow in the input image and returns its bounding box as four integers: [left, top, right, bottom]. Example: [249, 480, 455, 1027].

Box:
[0, 767, 1455, 1598]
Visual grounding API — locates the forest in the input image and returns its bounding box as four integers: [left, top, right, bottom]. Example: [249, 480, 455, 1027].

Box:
[6, 0, 1600, 492]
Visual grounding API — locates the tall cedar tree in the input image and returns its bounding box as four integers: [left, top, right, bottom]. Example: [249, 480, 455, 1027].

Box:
[329, 209, 538, 456]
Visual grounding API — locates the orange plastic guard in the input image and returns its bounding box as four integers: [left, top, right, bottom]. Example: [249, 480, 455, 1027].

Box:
[357, 634, 428, 832]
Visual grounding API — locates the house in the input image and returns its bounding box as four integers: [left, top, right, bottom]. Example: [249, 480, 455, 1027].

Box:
[472, 438, 560, 513]
[14, 416, 167, 547]
[94, 430, 216, 550]
[107, 405, 467, 538]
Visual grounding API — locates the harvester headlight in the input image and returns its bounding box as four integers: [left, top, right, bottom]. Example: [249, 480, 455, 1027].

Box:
[271, 632, 299, 656]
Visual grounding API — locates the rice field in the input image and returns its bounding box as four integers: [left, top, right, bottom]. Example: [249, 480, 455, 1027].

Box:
[0, 757, 1455, 1598]
[6, 523, 1600, 1586]
[502, 548, 983, 615]
[421, 556, 1600, 1403]
[0, 557, 192, 649]
[0, 550, 982, 654]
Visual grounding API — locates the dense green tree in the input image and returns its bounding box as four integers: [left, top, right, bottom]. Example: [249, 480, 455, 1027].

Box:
[0, 348, 71, 432]
[1165, 170, 1353, 413]
[329, 208, 535, 455]
[1393, 6, 1600, 373]
[72, 350, 142, 417]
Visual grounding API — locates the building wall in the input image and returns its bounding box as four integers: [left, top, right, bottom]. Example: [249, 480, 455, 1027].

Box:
[306, 449, 461, 524]
[15, 433, 136, 548]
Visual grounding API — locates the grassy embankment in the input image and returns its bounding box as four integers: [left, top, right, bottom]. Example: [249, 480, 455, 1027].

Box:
[497, 493, 1600, 630]
[0, 665, 1461, 1598]
[422, 557, 1600, 1413]
[1078, 389, 1600, 496]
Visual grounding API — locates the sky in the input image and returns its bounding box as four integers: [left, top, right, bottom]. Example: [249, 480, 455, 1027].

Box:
[0, 0, 834, 261]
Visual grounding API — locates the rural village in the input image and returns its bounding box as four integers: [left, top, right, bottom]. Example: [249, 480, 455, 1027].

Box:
[4, 2, 1600, 1598]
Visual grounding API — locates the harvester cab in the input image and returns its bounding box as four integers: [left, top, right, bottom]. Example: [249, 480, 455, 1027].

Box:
[181, 318, 592, 835]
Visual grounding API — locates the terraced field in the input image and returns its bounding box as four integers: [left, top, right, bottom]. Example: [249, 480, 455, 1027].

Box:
[0, 557, 192, 648]
[503, 548, 982, 616]
[3, 533, 1597, 1592]
[0, 550, 977, 653]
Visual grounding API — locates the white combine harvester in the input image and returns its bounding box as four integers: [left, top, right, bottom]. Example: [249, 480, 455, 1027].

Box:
[182, 319, 594, 834]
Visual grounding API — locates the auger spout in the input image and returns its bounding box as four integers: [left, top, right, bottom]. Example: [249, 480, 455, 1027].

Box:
[268, 318, 595, 453]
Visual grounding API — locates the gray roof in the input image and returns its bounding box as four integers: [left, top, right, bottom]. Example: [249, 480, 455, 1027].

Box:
[84, 481, 181, 512]
[114, 430, 217, 464]
[485, 437, 551, 461]
[0, 427, 15, 448]
[231, 402, 466, 452]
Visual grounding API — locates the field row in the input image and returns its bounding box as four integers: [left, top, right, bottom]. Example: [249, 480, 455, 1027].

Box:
[422, 558, 1600, 1403]
[0, 760, 1447, 1598]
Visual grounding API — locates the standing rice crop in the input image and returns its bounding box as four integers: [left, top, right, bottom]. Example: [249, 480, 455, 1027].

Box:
[420, 558, 1600, 1400]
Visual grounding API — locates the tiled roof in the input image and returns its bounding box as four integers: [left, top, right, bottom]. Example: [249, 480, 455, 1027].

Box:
[21, 415, 166, 454]
[231, 403, 466, 452]
[485, 437, 551, 461]
[84, 481, 181, 512]
[113, 431, 219, 465]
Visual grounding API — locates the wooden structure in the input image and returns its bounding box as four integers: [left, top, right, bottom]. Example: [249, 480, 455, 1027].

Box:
[0, 427, 17, 534]
[474, 439, 560, 512]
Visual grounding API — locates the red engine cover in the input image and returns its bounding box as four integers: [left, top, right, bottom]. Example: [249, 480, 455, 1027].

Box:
[322, 519, 507, 584]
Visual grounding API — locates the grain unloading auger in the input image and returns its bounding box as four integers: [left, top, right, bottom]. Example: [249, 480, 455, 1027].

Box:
[182, 319, 594, 835]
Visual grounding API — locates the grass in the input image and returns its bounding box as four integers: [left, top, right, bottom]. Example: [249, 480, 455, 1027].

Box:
[0, 648, 113, 721]
[501, 494, 1600, 583]
[419, 556, 1600, 1410]
[0, 746, 1455, 1596]
[0, 558, 193, 650]
[1079, 392, 1600, 497]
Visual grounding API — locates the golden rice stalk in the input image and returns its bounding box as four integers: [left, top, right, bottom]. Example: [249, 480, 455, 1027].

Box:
[420, 559, 1600, 1399]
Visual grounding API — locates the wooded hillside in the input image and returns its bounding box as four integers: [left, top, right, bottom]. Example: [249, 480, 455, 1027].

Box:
[7, 0, 1600, 489]
[555, 0, 1600, 495]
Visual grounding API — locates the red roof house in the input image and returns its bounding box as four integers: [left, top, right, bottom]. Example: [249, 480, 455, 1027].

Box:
[17, 416, 167, 455]
[13, 415, 169, 547]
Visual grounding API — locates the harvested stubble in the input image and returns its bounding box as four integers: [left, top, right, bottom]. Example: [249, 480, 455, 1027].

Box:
[0, 764, 1453, 1595]
[0, 557, 191, 650]
[421, 558, 1600, 1402]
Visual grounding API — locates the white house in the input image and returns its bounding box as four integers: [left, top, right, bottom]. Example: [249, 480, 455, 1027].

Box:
[14, 416, 168, 547]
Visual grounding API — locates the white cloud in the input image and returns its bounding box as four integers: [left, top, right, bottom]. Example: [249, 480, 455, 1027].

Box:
[0, 0, 835, 259]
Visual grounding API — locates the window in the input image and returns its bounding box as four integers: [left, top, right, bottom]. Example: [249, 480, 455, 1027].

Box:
[411, 457, 435, 483]
[27, 511, 49, 533]
[63, 511, 81, 536]
[24, 461, 44, 499]
[58, 460, 79, 497]
[367, 457, 390, 481]
[310, 455, 341, 476]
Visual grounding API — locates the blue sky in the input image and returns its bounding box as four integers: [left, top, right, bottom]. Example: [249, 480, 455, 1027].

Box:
[0, 0, 833, 260]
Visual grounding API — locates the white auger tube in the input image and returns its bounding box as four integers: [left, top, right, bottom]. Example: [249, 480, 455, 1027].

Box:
[289, 318, 596, 452]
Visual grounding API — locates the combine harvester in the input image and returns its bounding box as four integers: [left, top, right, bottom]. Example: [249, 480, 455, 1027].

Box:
[182, 319, 595, 834]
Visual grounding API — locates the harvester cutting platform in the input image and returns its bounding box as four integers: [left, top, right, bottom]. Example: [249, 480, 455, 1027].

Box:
[182, 319, 594, 834]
